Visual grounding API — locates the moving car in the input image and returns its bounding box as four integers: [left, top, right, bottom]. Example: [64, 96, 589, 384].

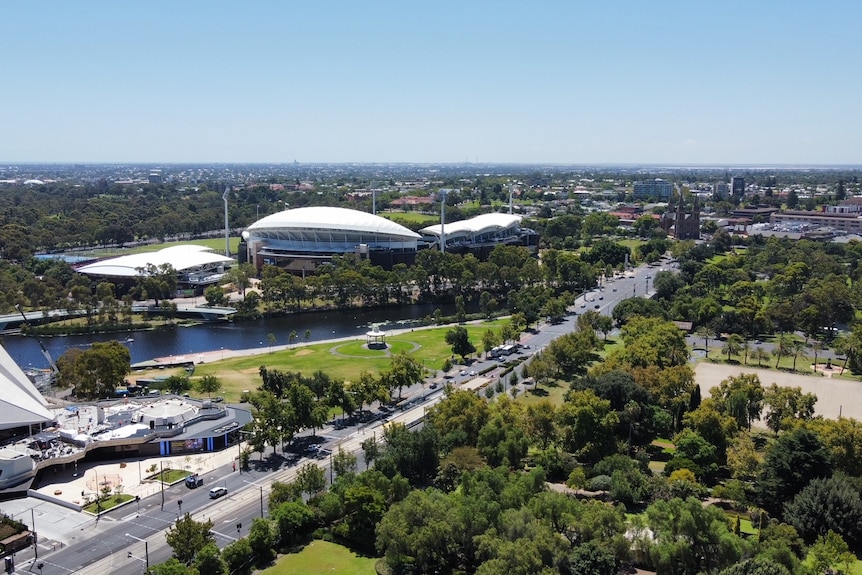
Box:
[209, 486, 227, 499]
[185, 473, 203, 489]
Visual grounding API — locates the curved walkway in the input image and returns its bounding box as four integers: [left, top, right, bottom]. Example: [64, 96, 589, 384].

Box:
[328, 339, 422, 359]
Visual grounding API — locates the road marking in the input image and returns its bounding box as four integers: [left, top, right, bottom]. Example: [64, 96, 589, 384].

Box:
[211, 529, 237, 541]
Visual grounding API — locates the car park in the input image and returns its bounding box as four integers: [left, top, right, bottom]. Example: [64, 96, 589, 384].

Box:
[209, 486, 227, 499]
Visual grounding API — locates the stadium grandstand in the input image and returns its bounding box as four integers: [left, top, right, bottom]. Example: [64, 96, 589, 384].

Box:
[420, 212, 539, 259]
[240, 206, 421, 272]
[76, 245, 233, 289]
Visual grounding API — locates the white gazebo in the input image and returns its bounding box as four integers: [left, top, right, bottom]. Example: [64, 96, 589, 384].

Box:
[366, 328, 387, 349]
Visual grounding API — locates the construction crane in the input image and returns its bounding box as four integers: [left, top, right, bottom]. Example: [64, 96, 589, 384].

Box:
[15, 304, 59, 375]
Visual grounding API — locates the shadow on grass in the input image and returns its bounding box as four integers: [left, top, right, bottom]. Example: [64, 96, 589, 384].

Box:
[527, 387, 549, 397]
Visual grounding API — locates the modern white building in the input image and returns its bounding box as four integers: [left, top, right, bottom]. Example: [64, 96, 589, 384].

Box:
[77, 245, 233, 288]
[419, 212, 539, 257]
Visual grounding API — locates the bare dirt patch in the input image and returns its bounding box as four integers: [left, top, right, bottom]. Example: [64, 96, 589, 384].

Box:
[294, 349, 314, 357]
[694, 363, 862, 422]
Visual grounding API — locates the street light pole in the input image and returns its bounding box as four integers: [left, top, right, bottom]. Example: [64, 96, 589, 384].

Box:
[125, 533, 149, 571]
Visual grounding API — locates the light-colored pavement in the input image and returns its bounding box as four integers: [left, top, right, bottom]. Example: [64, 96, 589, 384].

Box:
[694, 362, 862, 422]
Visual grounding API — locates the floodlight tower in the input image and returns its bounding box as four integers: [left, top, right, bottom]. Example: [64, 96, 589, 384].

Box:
[223, 186, 231, 257]
[439, 189, 447, 254]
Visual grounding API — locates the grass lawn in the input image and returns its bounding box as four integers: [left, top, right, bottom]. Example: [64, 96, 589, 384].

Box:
[147, 468, 189, 483]
[83, 493, 135, 514]
[518, 380, 569, 407]
[190, 321, 506, 401]
[379, 211, 438, 226]
[260, 540, 377, 575]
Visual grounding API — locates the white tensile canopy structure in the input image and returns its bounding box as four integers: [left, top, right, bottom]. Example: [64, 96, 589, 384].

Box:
[76, 245, 233, 279]
[0, 344, 53, 430]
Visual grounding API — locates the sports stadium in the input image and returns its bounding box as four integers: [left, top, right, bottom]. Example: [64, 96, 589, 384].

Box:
[240, 206, 422, 272]
[419, 212, 539, 258]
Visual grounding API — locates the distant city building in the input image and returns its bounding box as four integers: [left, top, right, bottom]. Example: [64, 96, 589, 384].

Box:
[633, 179, 673, 200]
[148, 170, 163, 184]
[713, 181, 728, 199]
[731, 176, 745, 197]
[771, 209, 862, 234]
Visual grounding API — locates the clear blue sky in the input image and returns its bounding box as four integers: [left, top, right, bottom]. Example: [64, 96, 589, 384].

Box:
[3, 1, 860, 165]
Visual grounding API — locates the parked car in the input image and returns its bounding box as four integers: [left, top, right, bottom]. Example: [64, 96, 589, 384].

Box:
[208, 486, 227, 499]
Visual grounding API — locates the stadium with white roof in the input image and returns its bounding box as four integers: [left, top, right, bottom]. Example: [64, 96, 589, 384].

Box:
[241, 206, 422, 272]
[420, 212, 539, 258]
[76, 245, 233, 288]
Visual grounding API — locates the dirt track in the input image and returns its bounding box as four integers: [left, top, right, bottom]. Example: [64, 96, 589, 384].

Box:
[694, 363, 862, 422]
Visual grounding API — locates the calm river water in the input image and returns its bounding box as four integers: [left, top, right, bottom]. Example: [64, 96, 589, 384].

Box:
[1, 304, 456, 370]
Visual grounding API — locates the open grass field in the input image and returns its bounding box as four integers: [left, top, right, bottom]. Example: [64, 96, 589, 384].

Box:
[518, 379, 569, 407]
[188, 321, 506, 401]
[260, 540, 377, 575]
[379, 211, 438, 226]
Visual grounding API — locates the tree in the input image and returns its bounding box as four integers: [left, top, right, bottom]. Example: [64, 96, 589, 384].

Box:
[717, 558, 791, 575]
[61, 340, 131, 400]
[165, 513, 215, 565]
[147, 559, 196, 575]
[445, 326, 476, 362]
[248, 517, 276, 566]
[332, 447, 358, 478]
[481, 328, 500, 357]
[195, 374, 222, 399]
[722, 333, 744, 362]
[295, 463, 327, 497]
[383, 352, 423, 399]
[783, 475, 862, 546]
[645, 497, 745, 574]
[710, 373, 764, 431]
[762, 384, 817, 434]
[221, 537, 253, 575]
[193, 543, 227, 575]
[428, 388, 489, 449]
[557, 389, 618, 463]
[752, 345, 770, 367]
[757, 427, 832, 517]
[809, 530, 856, 575]
[272, 500, 315, 546]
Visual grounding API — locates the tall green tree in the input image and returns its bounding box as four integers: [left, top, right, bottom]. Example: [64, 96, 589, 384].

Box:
[165, 513, 215, 565]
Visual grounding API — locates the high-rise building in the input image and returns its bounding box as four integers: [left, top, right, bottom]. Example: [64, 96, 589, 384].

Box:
[633, 179, 673, 199]
[713, 181, 728, 198]
[731, 176, 745, 197]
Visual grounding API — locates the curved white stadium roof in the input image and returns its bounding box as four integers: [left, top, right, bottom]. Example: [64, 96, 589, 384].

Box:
[243, 207, 420, 240]
[421, 212, 522, 237]
[77, 245, 233, 278]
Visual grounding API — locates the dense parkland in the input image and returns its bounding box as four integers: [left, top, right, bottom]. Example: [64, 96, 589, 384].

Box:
[2, 164, 862, 574]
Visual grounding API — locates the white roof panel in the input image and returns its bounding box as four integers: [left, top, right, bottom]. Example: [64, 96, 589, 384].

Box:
[78, 245, 233, 278]
[0, 344, 53, 429]
[421, 213, 522, 237]
[246, 207, 420, 239]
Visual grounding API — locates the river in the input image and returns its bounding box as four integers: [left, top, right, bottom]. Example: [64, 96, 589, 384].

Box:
[0, 304, 458, 370]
